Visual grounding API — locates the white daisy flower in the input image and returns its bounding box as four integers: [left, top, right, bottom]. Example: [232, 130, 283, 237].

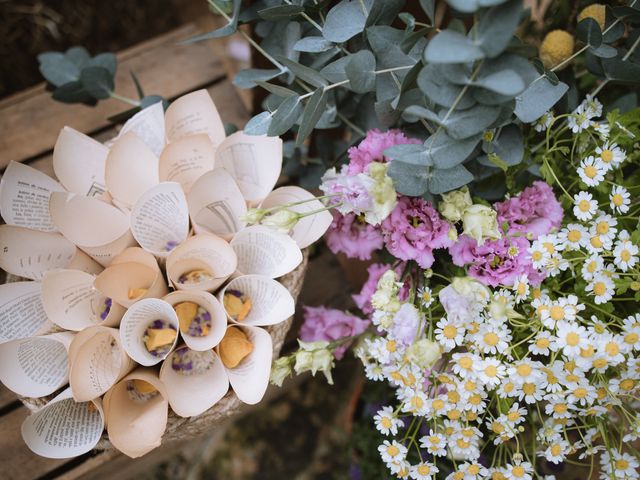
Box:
[591, 213, 618, 241]
[473, 324, 510, 355]
[581, 254, 604, 281]
[541, 438, 570, 464]
[566, 381, 597, 407]
[540, 295, 584, 328]
[554, 321, 589, 357]
[573, 191, 597, 221]
[590, 121, 610, 138]
[586, 274, 615, 304]
[364, 361, 385, 381]
[512, 274, 530, 303]
[610, 185, 631, 214]
[582, 94, 603, 118]
[451, 352, 479, 378]
[528, 240, 551, 269]
[409, 462, 439, 480]
[374, 406, 403, 436]
[503, 461, 533, 480]
[434, 316, 465, 351]
[417, 286, 434, 308]
[585, 230, 613, 254]
[419, 432, 447, 457]
[613, 237, 639, 272]
[596, 142, 626, 170]
[378, 440, 407, 464]
[577, 156, 606, 186]
[558, 223, 589, 250]
[601, 450, 640, 480]
[568, 105, 591, 133]
[529, 331, 554, 355]
[534, 112, 553, 132]
[474, 358, 505, 388]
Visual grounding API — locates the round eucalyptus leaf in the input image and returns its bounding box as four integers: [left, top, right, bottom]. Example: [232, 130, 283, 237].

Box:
[79, 66, 114, 100]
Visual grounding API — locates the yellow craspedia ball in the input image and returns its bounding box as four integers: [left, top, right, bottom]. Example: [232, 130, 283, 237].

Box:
[578, 4, 606, 30]
[539, 30, 575, 70]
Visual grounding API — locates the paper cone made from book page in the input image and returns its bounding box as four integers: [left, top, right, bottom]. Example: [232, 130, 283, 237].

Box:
[0, 281, 53, 343]
[217, 324, 272, 405]
[0, 225, 77, 279]
[219, 274, 295, 327]
[119, 298, 179, 366]
[42, 269, 124, 331]
[159, 346, 229, 417]
[105, 131, 159, 210]
[49, 191, 136, 267]
[68, 326, 135, 401]
[163, 290, 227, 351]
[215, 131, 282, 205]
[187, 168, 247, 239]
[230, 225, 302, 278]
[164, 89, 225, 148]
[159, 134, 215, 193]
[103, 368, 168, 458]
[0, 332, 73, 397]
[113, 101, 165, 157]
[166, 233, 237, 292]
[130, 182, 189, 258]
[261, 186, 333, 249]
[53, 126, 108, 197]
[93, 247, 168, 308]
[0, 161, 66, 232]
[21, 388, 104, 459]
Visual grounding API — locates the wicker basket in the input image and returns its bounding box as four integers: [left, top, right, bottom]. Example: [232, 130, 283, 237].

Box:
[9, 249, 308, 449]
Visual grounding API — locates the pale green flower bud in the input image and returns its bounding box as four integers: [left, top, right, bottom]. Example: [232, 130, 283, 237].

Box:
[365, 162, 397, 225]
[270, 357, 292, 387]
[261, 209, 300, 233]
[451, 276, 491, 303]
[241, 208, 268, 224]
[406, 339, 442, 369]
[462, 204, 501, 245]
[293, 340, 335, 384]
[371, 270, 401, 313]
[438, 186, 472, 223]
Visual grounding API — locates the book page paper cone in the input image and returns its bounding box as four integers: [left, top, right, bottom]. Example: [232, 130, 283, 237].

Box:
[119, 299, 179, 366]
[0, 161, 66, 232]
[187, 168, 246, 239]
[49, 191, 136, 267]
[163, 290, 227, 351]
[0, 225, 76, 280]
[105, 132, 159, 209]
[159, 347, 229, 417]
[115, 101, 165, 157]
[103, 369, 168, 458]
[130, 182, 189, 258]
[0, 332, 73, 397]
[67, 249, 104, 275]
[230, 225, 302, 278]
[219, 274, 295, 326]
[164, 89, 225, 148]
[159, 134, 215, 193]
[216, 131, 282, 204]
[166, 234, 237, 292]
[21, 388, 104, 459]
[42, 269, 124, 330]
[68, 326, 134, 401]
[261, 186, 333, 248]
[52, 126, 108, 197]
[0, 281, 52, 343]
[94, 260, 167, 309]
[218, 325, 272, 405]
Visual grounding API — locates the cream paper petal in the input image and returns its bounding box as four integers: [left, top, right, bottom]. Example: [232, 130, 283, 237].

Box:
[66, 249, 104, 275]
[21, 388, 104, 459]
[68, 326, 134, 401]
[130, 182, 189, 258]
[260, 186, 333, 249]
[49, 191, 136, 266]
[119, 299, 179, 366]
[220, 325, 272, 405]
[0, 281, 52, 344]
[219, 274, 295, 327]
[103, 368, 168, 458]
[115, 101, 166, 157]
[0, 225, 76, 280]
[230, 225, 302, 278]
[166, 233, 237, 292]
[159, 134, 215, 193]
[0, 332, 73, 397]
[159, 347, 229, 417]
[105, 131, 159, 209]
[0, 161, 66, 232]
[52, 126, 108, 197]
[187, 168, 246, 239]
[164, 89, 225, 148]
[93, 261, 167, 308]
[42, 269, 124, 331]
[163, 290, 227, 351]
[215, 131, 282, 205]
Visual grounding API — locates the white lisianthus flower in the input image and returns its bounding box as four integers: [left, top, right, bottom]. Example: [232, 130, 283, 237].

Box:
[371, 269, 402, 313]
[260, 209, 300, 233]
[269, 357, 292, 387]
[406, 339, 442, 369]
[365, 162, 397, 225]
[294, 340, 335, 384]
[438, 186, 472, 223]
[462, 204, 501, 245]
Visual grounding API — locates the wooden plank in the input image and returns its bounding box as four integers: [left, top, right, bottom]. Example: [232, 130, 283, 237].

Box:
[0, 23, 227, 168]
[0, 406, 68, 480]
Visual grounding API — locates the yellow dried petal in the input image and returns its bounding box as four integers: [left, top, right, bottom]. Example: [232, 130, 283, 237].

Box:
[219, 327, 253, 368]
[237, 298, 252, 321]
[539, 30, 575, 70]
[128, 288, 148, 299]
[132, 379, 157, 395]
[578, 4, 606, 30]
[175, 301, 199, 332]
[224, 293, 244, 316]
[145, 328, 177, 351]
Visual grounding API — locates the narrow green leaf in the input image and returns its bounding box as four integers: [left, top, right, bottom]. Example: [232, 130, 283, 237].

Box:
[276, 56, 328, 88]
[268, 95, 302, 136]
[294, 36, 334, 53]
[130, 71, 145, 99]
[419, 0, 435, 22]
[181, 0, 241, 42]
[256, 81, 298, 98]
[258, 4, 305, 20]
[296, 89, 327, 146]
[234, 68, 282, 89]
[245, 111, 273, 136]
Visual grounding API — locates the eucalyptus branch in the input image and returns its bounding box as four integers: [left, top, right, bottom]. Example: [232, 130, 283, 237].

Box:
[109, 92, 140, 107]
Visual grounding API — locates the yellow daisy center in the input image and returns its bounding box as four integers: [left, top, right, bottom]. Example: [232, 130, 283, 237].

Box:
[485, 365, 498, 377]
[621, 250, 632, 262]
[596, 221, 609, 234]
[484, 332, 499, 346]
[612, 194, 624, 206]
[550, 306, 565, 321]
[567, 229, 582, 242]
[566, 332, 580, 346]
[578, 199, 591, 212]
[584, 165, 598, 178]
[443, 325, 458, 339]
[601, 149, 613, 163]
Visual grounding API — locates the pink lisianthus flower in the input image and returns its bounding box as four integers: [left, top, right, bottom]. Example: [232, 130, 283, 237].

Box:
[325, 212, 383, 260]
[352, 263, 410, 315]
[494, 181, 563, 239]
[381, 196, 452, 269]
[449, 234, 545, 287]
[300, 306, 370, 359]
[346, 129, 421, 175]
